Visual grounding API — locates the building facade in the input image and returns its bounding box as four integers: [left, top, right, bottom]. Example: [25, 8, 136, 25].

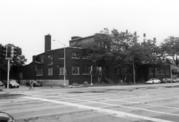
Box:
[22, 35, 92, 86]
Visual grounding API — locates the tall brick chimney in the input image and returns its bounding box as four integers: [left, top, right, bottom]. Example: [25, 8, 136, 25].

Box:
[45, 34, 51, 52]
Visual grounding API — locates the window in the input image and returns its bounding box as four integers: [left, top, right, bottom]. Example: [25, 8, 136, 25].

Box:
[72, 52, 80, 59]
[59, 67, 64, 75]
[34, 56, 40, 63]
[40, 55, 44, 63]
[97, 42, 101, 47]
[47, 55, 53, 65]
[48, 67, 53, 76]
[72, 66, 80, 75]
[82, 66, 91, 75]
[58, 52, 64, 59]
[101, 42, 104, 47]
[35, 66, 43, 76]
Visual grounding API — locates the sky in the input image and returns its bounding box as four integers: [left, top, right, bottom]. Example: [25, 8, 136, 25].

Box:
[0, 0, 179, 64]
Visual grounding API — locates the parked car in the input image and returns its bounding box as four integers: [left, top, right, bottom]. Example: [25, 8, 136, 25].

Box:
[26, 80, 42, 87]
[0, 111, 15, 122]
[173, 78, 179, 82]
[162, 78, 176, 83]
[145, 78, 161, 84]
[4, 80, 20, 88]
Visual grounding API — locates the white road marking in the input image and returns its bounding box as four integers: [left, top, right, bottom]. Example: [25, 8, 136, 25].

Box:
[24, 96, 172, 122]
[44, 96, 179, 117]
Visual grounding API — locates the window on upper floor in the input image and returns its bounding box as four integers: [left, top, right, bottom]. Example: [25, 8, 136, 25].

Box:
[72, 52, 80, 59]
[47, 55, 53, 65]
[58, 52, 64, 59]
[34, 56, 40, 62]
[40, 55, 44, 63]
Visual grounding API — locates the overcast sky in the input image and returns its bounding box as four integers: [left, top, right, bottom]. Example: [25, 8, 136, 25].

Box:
[0, 0, 179, 63]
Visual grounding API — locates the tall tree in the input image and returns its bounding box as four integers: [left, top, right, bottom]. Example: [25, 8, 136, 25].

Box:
[161, 36, 179, 65]
[0, 44, 26, 74]
[12, 46, 27, 66]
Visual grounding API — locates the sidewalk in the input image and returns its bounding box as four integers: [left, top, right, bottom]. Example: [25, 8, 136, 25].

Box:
[1, 83, 179, 95]
[0, 86, 30, 94]
[88, 82, 179, 90]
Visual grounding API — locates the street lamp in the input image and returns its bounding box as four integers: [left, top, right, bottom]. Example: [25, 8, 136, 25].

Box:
[53, 40, 67, 86]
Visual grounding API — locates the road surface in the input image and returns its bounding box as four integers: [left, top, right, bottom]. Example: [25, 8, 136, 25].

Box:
[1, 83, 179, 122]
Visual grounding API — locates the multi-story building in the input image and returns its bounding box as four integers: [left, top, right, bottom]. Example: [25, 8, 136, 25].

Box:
[22, 35, 92, 86]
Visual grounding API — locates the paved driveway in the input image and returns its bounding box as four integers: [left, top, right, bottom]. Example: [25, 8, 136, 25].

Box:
[1, 83, 179, 122]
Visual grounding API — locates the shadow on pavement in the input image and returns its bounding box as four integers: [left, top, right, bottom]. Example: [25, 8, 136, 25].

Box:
[0, 93, 24, 99]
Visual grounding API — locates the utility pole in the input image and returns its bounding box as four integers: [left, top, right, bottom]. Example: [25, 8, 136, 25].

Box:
[5, 44, 14, 89]
[90, 65, 93, 86]
[7, 59, 10, 89]
[63, 47, 66, 86]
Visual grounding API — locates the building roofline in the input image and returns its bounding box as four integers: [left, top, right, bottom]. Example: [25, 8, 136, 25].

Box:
[33, 46, 87, 57]
[69, 35, 95, 43]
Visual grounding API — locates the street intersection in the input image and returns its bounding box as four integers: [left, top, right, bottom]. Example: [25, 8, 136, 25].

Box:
[1, 83, 179, 122]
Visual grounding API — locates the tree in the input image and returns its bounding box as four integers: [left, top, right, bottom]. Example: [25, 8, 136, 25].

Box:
[110, 29, 140, 83]
[12, 46, 27, 66]
[124, 43, 143, 84]
[161, 36, 179, 65]
[140, 38, 162, 64]
[112, 31, 162, 83]
[0, 43, 26, 80]
[71, 28, 163, 84]
[111, 29, 137, 52]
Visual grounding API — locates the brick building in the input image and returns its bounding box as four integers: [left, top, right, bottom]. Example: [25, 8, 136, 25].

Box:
[22, 35, 92, 86]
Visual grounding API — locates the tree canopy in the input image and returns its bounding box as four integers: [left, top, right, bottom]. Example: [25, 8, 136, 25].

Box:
[0, 44, 26, 71]
[161, 36, 179, 65]
[82, 28, 177, 84]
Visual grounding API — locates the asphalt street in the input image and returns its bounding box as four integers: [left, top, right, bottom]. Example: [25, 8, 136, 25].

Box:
[1, 83, 179, 122]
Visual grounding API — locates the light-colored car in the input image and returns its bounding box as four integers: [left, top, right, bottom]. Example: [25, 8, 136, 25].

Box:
[145, 78, 161, 84]
[10, 80, 20, 88]
[5, 80, 20, 88]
